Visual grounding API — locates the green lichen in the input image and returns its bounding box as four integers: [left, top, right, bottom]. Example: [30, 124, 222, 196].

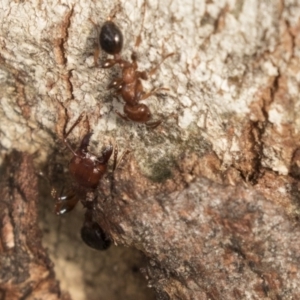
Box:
[146, 157, 174, 183]
[139, 127, 213, 183]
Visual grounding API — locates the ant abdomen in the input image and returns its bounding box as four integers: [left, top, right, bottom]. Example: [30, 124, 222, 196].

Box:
[100, 21, 123, 55]
[81, 221, 111, 250]
[123, 103, 152, 123]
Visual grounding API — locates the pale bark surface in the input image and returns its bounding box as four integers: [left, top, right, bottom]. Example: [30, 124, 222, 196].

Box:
[101, 156, 300, 299]
[1, 0, 300, 299]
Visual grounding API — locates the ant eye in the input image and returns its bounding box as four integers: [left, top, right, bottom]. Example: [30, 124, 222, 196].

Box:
[100, 21, 123, 55]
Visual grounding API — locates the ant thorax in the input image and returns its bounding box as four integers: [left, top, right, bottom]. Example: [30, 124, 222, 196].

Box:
[122, 66, 136, 84]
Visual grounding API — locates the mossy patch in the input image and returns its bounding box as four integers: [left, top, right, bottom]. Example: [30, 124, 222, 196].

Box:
[147, 157, 174, 183]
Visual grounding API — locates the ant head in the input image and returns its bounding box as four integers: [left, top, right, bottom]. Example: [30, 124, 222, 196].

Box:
[100, 21, 123, 55]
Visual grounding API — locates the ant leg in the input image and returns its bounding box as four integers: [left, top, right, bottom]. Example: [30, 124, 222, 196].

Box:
[63, 113, 85, 156]
[108, 142, 118, 194]
[112, 94, 122, 103]
[110, 145, 130, 194]
[102, 58, 118, 68]
[115, 110, 130, 121]
[107, 1, 122, 22]
[103, 56, 130, 68]
[112, 143, 118, 172]
[138, 87, 169, 101]
[146, 119, 162, 129]
[147, 53, 175, 77]
[131, 80, 167, 103]
[107, 77, 123, 90]
[53, 186, 79, 215]
[136, 70, 148, 80]
[98, 143, 113, 164]
[89, 18, 101, 67]
[134, 0, 146, 48]
[131, 52, 138, 70]
[64, 113, 84, 138]
[94, 48, 100, 67]
[131, 52, 137, 61]
[115, 149, 130, 170]
[134, 53, 175, 80]
[78, 132, 93, 154]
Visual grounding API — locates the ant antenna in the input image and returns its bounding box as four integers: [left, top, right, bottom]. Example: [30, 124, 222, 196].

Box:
[148, 53, 175, 77]
[63, 113, 86, 156]
[135, 0, 147, 48]
[108, 1, 122, 21]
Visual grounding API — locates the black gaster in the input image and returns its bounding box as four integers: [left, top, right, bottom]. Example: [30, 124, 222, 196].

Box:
[100, 21, 123, 55]
[81, 222, 111, 250]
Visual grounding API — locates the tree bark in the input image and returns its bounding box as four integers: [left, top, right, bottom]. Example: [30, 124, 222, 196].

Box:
[0, 151, 71, 300]
[1, 0, 300, 299]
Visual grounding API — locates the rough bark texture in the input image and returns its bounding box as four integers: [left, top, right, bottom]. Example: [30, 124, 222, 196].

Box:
[0, 151, 71, 300]
[98, 154, 300, 299]
[1, 0, 300, 299]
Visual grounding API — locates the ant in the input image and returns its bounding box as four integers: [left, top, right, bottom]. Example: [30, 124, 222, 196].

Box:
[98, 14, 173, 128]
[52, 114, 117, 250]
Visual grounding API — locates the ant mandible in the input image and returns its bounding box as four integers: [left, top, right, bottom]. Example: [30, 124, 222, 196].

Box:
[52, 114, 117, 250]
[98, 13, 173, 129]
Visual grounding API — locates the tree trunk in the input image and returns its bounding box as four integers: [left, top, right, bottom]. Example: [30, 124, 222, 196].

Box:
[0, 151, 71, 300]
[1, 0, 300, 299]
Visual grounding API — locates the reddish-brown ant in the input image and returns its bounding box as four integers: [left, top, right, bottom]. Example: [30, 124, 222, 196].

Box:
[99, 15, 173, 128]
[52, 114, 116, 250]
